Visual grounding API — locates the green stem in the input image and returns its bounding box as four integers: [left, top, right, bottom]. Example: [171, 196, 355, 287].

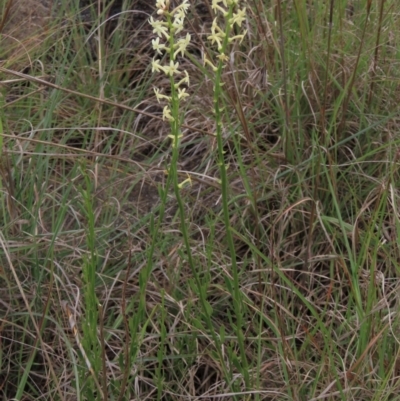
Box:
[211, 5, 250, 388]
[165, 10, 236, 393]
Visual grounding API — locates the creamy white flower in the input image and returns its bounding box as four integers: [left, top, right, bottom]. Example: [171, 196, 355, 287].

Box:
[177, 87, 189, 99]
[174, 33, 191, 58]
[211, 0, 228, 15]
[217, 53, 229, 62]
[152, 37, 167, 55]
[172, 0, 190, 15]
[151, 58, 165, 73]
[163, 106, 174, 121]
[168, 133, 183, 147]
[208, 33, 224, 50]
[176, 70, 190, 87]
[229, 31, 247, 44]
[230, 7, 246, 27]
[155, 0, 169, 14]
[178, 175, 192, 188]
[154, 88, 172, 103]
[172, 17, 184, 34]
[164, 60, 180, 76]
[149, 16, 170, 39]
[174, 8, 186, 21]
[212, 0, 228, 8]
[208, 20, 225, 50]
[203, 55, 217, 71]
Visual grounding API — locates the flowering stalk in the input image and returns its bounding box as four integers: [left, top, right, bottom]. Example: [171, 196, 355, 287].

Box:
[150, 0, 190, 194]
[141, 2, 193, 336]
[149, 5, 230, 373]
[206, 0, 250, 388]
[148, 0, 250, 393]
[149, 6, 244, 389]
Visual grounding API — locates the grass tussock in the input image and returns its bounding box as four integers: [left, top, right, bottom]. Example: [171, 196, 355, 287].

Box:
[1, 0, 400, 400]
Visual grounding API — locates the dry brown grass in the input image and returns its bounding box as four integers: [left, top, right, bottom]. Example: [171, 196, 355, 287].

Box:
[2, 1, 400, 400]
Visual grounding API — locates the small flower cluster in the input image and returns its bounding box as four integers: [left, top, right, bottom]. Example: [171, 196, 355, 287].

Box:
[205, 0, 247, 69]
[149, 0, 191, 125]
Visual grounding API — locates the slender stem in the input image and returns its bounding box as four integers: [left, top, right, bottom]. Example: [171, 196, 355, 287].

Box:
[212, 5, 250, 388]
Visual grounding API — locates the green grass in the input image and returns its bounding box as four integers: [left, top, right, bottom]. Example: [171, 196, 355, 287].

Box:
[1, 0, 400, 400]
